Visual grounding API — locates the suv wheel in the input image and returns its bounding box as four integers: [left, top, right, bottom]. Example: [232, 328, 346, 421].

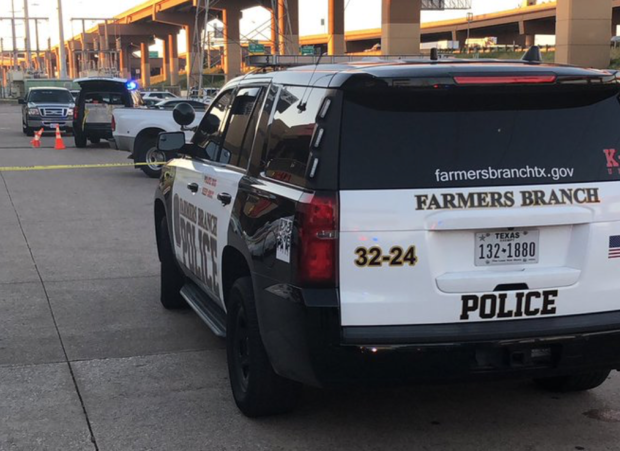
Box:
[158, 217, 186, 309]
[74, 131, 87, 148]
[137, 136, 165, 179]
[226, 277, 302, 417]
[23, 123, 34, 137]
[534, 369, 611, 392]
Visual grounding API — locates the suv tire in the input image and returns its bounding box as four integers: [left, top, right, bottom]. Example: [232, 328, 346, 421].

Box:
[74, 131, 87, 148]
[137, 135, 165, 179]
[23, 123, 34, 137]
[158, 217, 186, 309]
[534, 369, 611, 392]
[226, 277, 302, 417]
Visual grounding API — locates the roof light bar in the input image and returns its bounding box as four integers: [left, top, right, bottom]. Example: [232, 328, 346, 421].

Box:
[245, 54, 427, 68]
[454, 75, 557, 85]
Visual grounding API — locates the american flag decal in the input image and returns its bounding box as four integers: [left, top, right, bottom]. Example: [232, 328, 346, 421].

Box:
[609, 236, 620, 259]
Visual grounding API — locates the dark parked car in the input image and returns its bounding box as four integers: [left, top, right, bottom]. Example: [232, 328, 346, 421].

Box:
[19, 87, 75, 137]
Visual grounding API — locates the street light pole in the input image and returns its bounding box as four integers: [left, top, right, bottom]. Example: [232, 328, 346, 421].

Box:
[57, 0, 67, 79]
[23, 0, 32, 68]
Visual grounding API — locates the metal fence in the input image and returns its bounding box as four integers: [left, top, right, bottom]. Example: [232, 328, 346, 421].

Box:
[421, 0, 472, 10]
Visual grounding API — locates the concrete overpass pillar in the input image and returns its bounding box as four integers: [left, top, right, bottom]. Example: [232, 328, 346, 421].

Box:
[119, 45, 130, 79]
[279, 0, 300, 54]
[381, 0, 421, 55]
[328, 0, 345, 54]
[556, 0, 612, 68]
[140, 42, 151, 88]
[612, 8, 620, 36]
[162, 37, 171, 83]
[169, 34, 179, 86]
[224, 8, 242, 82]
[69, 47, 77, 79]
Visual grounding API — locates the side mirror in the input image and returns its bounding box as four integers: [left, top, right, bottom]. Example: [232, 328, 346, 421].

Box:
[202, 113, 220, 135]
[18, 98, 26, 105]
[172, 103, 196, 127]
[157, 131, 186, 152]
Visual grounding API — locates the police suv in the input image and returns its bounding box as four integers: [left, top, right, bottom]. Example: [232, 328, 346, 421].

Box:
[153, 52, 620, 417]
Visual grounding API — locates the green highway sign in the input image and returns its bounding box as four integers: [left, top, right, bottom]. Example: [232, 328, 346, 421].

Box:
[248, 41, 266, 55]
[301, 46, 315, 56]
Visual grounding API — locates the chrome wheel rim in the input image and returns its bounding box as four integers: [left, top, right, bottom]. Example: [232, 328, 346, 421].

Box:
[145, 147, 165, 171]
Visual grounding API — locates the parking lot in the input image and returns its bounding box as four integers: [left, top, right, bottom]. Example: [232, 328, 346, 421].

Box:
[1, 101, 619, 450]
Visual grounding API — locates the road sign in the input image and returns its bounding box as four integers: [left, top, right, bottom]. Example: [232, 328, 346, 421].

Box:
[249, 41, 265, 55]
[301, 46, 315, 56]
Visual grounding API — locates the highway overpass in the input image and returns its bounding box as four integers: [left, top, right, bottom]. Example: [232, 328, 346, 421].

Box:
[44, 0, 620, 88]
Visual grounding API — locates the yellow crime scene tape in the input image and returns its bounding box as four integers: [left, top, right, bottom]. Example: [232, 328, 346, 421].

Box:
[0, 162, 166, 172]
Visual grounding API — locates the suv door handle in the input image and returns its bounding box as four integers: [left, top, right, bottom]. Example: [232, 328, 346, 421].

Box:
[217, 192, 232, 206]
[187, 183, 199, 193]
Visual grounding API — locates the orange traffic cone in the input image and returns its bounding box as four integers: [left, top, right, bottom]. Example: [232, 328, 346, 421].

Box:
[30, 128, 44, 148]
[54, 125, 66, 150]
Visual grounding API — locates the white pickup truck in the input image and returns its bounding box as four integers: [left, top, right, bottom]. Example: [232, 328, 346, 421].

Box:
[111, 107, 205, 178]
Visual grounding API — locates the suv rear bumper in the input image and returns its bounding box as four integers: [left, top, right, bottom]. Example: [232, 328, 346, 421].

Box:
[254, 277, 620, 387]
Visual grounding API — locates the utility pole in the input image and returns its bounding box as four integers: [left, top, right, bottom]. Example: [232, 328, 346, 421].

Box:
[11, 0, 18, 69]
[57, 0, 67, 79]
[23, 0, 31, 68]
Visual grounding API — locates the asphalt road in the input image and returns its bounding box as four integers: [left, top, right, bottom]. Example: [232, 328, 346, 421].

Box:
[1, 103, 619, 451]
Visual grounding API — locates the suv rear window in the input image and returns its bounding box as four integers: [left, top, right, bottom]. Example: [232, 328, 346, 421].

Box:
[29, 90, 73, 103]
[263, 86, 325, 187]
[340, 85, 620, 190]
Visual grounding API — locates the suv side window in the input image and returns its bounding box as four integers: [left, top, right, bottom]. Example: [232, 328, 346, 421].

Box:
[262, 86, 326, 187]
[193, 89, 234, 160]
[218, 87, 265, 168]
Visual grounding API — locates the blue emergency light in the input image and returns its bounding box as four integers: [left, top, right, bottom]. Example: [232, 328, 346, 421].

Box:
[126, 80, 138, 91]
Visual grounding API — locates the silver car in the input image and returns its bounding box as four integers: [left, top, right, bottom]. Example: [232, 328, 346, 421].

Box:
[20, 87, 75, 136]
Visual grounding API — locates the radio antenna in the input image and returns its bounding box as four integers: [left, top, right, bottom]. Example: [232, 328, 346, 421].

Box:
[297, 50, 325, 112]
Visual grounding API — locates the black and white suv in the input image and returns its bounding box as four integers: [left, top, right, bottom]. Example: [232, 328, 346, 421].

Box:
[153, 54, 620, 417]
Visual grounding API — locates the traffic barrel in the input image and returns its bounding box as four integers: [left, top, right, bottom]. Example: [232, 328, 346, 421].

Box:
[54, 125, 66, 150]
[30, 128, 44, 148]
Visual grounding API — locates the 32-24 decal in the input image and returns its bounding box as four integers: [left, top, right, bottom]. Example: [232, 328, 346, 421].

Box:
[354, 245, 418, 268]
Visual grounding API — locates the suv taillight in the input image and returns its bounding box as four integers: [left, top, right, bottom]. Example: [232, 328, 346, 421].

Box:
[111, 115, 116, 132]
[296, 192, 338, 287]
[73, 106, 79, 120]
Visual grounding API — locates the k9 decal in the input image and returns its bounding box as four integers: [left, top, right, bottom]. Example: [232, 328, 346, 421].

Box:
[173, 194, 220, 294]
[354, 245, 418, 268]
[460, 290, 558, 321]
[604, 148, 620, 175]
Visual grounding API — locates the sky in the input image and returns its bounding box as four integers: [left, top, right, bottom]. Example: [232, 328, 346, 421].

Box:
[0, 0, 549, 52]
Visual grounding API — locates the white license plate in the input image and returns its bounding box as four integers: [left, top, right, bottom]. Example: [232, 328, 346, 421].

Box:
[475, 229, 539, 266]
[49, 123, 59, 129]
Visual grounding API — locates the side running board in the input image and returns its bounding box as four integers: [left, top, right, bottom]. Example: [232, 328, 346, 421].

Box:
[180, 282, 227, 337]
